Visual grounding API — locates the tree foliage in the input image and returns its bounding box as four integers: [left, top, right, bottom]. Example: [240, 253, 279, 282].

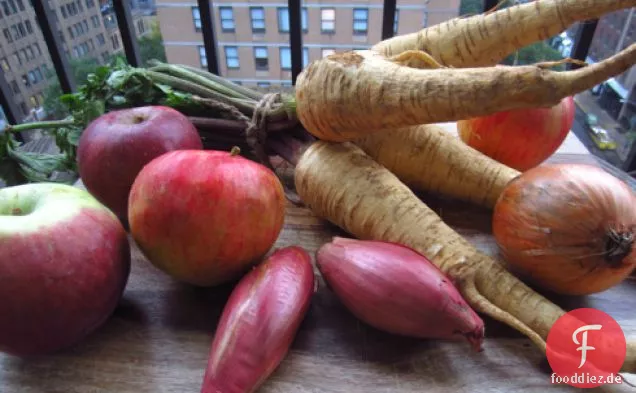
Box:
[43, 20, 167, 119]
[138, 20, 167, 67]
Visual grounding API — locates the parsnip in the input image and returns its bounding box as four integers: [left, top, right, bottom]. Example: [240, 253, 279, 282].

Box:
[372, 0, 636, 66]
[355, 124, 520, 209]
[293, 140, 636, 371]
[295, 45, 636, 142]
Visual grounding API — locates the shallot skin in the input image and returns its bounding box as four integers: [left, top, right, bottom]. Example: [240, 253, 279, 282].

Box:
[200, 246, 316, 393]
[316, 237, 484, 351]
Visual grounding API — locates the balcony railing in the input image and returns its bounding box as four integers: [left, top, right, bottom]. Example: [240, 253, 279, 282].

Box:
[0, 0, 602, 154]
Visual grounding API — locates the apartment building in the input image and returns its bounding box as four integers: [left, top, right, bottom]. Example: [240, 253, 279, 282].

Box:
[0, 0, 155, 123]
[156, 0, 459, 87]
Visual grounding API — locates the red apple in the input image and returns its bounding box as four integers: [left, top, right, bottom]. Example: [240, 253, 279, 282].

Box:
[77, 106, 203, 229]
[0, 183, 130, 357]
[128, 148, 286, 287]
[457, 96, 575, 171]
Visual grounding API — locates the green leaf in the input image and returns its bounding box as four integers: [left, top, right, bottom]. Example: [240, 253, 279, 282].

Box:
[6, 144, 71, 182]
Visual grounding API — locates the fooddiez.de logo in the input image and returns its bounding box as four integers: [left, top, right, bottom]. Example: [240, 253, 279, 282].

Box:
[546, 308, 626, 388]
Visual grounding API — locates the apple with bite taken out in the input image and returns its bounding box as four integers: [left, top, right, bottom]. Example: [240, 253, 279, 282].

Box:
[77, 106, 203, 229]
[128, 148, 286, 287]
[0, 183, 130, 357]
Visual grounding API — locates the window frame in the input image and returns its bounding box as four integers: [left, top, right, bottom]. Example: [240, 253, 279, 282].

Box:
[250, 7, 266, 33]
[253, 46, 268, 71]
[277, 7, 308, 33]
[353, 8, 368, 35]
[394, 9, 399, 35]
[224, 46, 240, 69]
[279, 47, 291, 70]
[219, 6, 235, 32]
[191, 6, 201, 32]
[321, 48, 335, 58]
[199, 45, 208, 67]
[321, 8, 335, 34]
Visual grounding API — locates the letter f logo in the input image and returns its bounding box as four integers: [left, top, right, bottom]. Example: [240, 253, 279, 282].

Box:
[572, 324, 602, 368]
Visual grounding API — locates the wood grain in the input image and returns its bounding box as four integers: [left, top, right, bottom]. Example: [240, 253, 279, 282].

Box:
[2, 153, 636, 393]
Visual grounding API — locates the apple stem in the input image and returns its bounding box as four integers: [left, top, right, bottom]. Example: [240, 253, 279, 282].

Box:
[4, 119, 76, 133]
[230, 146, 241, 156]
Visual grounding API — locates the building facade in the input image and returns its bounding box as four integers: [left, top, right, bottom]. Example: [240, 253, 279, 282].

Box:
[156, 0, 459, 87]
[0, 0, 154, 123]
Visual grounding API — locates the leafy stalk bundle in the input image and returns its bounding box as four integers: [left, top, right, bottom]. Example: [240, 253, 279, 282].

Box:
[0, 58, 298, 185]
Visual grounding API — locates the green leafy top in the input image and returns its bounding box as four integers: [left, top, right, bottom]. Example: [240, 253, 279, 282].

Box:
[0, 58, 297, 187]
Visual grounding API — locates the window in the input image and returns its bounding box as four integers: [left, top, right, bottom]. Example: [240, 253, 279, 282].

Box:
[86, 0, 95, 8]
[137, 19, 145, 34]
[277, 7, 308, 33]
[97, 33, 105, 46]
[29, 95, 37, 107]
[219, 7, 234, 32]
[199, 45, 207, 67]
[321, 8, 335, 33]
[77, 0, 83, 12]
[34, 67, 43, 82]
[111, 34, 120, 50]
[34, 43, 41, 56]
[12, 52, 20, 65]
[91, 15, 100, 28]
[68, 27, 74, 39]
[3, 28, 11, 43]
[0, 57, 9, 72]
[191, 7, 201, 31]
[16, 23, 25, 38]
[280, 47, 309, 70]
[101, 51, 110, 63]
[280, 47, 291, 70]
[353, 8, 368, 34]
[16, 0, 24, 11]
[253, 46, 268, 70]
[88, 38, 94, 50]
[83, 20, 89, 32]
[394, 9, 399, 35]
[61, 5, 67, 18]
[25, 20, 32, 34]
[25, 46, 33, 60]
[322, 48, 335, 58]
[224, 46, 239, 69]
[250, 7, 265, 33]
[10, 80, 19, 95]
[21, 74, 29, 87]
[19, 102, 27, 116]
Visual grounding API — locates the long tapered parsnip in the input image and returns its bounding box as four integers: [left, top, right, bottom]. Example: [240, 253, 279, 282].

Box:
[295, 45, 636, 142]
[355, 124, 520, 209]
[295, 141, 559, 350]
[293, 140, 636, 372]
[372, 0, 636, 66]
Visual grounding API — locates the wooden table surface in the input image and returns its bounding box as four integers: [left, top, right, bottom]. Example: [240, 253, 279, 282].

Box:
[3, 139, 636, 392]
